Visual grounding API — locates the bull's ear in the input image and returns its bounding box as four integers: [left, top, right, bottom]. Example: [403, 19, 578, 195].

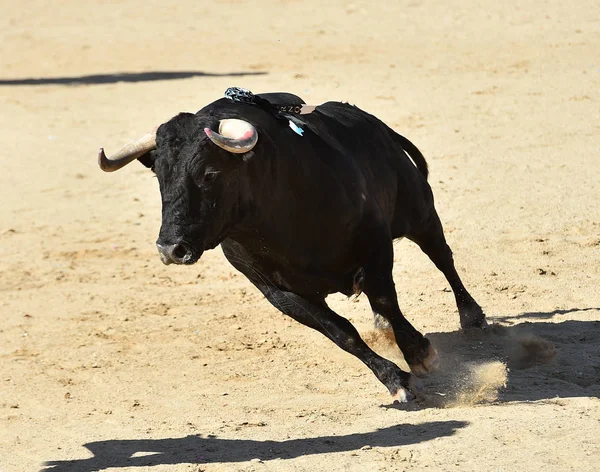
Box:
[137, 150, 157, 170]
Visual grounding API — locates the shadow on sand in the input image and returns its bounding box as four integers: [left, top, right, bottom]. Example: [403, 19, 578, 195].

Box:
[41, 421, 467, 471]
[0, 70, 267, 86]
[491, 307, 599, 323]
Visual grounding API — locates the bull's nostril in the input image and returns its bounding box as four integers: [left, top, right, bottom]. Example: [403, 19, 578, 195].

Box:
[171, 243, 189, 260]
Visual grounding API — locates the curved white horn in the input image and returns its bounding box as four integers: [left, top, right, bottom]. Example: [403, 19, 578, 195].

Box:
[98, 127, 158, 172]
[204, 119, 258, 154]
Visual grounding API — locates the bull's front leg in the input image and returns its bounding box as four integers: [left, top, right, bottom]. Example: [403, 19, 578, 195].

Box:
[366, 283, 440, 378]
[359, 228, 440, 378]
[254, 283, 418, 402]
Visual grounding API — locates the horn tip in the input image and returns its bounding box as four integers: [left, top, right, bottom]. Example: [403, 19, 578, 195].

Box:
[98, 147, 113, 172]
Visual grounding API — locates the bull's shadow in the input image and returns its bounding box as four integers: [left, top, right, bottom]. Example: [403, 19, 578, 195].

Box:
[409, 309, 600, 407]
[0, 70, 267, 86]
[41, 421, 467, 472]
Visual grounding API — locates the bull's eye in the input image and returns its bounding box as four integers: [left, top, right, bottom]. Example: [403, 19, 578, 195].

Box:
[204, 171, 219, 183]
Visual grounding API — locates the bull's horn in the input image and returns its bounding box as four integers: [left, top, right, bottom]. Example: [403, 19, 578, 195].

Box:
[204, 119, 258, 154]
[98, 127, 158, 172]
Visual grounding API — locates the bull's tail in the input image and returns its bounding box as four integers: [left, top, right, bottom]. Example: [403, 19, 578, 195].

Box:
[393, 133, 429, 180]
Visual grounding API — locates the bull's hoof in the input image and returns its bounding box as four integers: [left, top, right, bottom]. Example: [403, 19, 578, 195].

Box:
[459, 304, 487, 330]
[392, 388, 414, 403]
[408, 344, 440, 378]
[391, 375, 423, 403]
[392, 386, 415, 403]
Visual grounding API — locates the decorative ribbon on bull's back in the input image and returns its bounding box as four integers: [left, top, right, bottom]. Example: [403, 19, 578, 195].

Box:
[224, 87, 315, 136]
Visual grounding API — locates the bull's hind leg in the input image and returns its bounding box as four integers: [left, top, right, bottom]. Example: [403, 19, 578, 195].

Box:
[408, 211, 487, 329]
[254, 283, 418, 402]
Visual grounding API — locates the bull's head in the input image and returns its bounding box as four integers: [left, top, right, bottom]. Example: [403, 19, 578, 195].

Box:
[98, 113, 258, 265]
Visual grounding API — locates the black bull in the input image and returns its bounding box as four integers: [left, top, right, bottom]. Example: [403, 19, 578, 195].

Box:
[99, 92, 487, 402]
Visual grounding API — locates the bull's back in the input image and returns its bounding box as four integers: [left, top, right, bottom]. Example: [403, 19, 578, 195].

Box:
[307, 102, 432, 228]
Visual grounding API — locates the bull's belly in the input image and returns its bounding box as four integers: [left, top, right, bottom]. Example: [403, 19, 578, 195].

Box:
[221, 240, 358, 297]
[267, 265, 357, 297]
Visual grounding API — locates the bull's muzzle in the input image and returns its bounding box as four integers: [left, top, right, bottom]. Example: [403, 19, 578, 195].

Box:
[156, 242, 194, 265]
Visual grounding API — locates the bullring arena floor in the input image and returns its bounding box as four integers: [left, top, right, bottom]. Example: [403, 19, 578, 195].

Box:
[1, 1, 599, 470]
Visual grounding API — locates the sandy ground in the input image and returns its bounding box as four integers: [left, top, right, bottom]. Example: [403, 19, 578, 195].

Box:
[1, 1, 599, 471]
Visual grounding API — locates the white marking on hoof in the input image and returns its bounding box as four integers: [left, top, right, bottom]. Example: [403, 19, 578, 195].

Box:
[392, 387, 415, 403]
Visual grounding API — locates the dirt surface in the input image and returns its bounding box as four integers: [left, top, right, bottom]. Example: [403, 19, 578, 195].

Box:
[1, 1, 599, 471]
